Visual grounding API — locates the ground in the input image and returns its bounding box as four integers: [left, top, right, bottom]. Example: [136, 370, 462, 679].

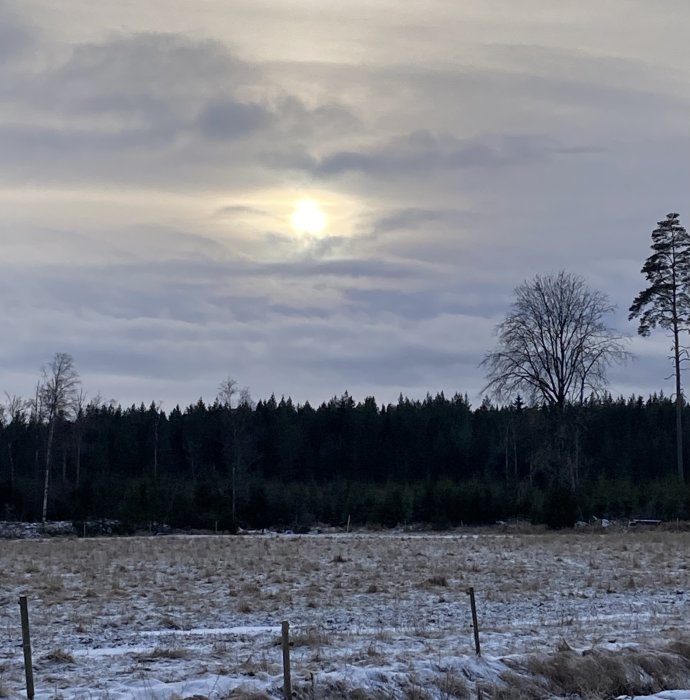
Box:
[2, 528, 690, 698]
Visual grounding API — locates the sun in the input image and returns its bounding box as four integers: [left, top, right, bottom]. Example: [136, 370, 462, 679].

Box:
[291, 198, 327, 236]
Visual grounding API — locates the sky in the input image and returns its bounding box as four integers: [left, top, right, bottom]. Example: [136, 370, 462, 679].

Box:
[1, 0, 690, 410]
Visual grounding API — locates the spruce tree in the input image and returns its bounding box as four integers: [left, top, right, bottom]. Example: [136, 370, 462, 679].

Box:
[629, 212, 690, 481]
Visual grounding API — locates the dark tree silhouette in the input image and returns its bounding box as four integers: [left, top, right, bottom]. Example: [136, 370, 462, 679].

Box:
[482, 271, 628, 411]
[630, 212, 690, 481]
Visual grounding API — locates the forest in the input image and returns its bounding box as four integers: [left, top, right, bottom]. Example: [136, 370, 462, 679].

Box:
[0, 386, 686, 530]
[3, 214, 688, 532]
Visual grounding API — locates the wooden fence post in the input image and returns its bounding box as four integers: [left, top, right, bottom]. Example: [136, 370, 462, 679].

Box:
[19, 595, 34, 699]
[467, 587, 481, 656]
[281, 620, 292, 699]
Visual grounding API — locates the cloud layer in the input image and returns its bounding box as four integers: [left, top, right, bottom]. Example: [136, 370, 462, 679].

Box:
[2, 0, 690, 407]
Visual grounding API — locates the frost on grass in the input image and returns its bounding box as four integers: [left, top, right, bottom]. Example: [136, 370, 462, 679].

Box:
[1, 531, 690, 698]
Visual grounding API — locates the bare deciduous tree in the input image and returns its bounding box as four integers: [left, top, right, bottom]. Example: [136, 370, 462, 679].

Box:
[39, 352, 81, 522]
[217, 376, 253, 527]
[482, 271, 628, 411]
[3, 393, 28, 488]
[217, 377, 238, 409]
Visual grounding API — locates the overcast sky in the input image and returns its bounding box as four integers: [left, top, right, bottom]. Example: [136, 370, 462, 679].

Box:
[2, 0, 690, 409]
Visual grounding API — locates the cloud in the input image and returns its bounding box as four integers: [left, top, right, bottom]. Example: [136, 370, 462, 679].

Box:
[343, 287, 506, 321]
[0, 212, 494, 405]
[0, 29, 357, 187]
[1, 2, 688, 409]
[214, 205, 272, 218]
[44, 33, 252, 113]
[0, 0, 36, 62]
[196, 98, 272, 140]
[314, 131, 600, 177]
[371, 207, 475, 234]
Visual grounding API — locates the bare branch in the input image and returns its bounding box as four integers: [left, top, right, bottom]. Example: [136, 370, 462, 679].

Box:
[481, 271, 629, 410]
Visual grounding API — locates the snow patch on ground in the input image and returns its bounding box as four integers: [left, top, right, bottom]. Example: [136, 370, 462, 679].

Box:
[1, 530, 690, 698]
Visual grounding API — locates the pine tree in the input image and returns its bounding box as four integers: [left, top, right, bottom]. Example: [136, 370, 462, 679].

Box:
[629, 212, 690, 481]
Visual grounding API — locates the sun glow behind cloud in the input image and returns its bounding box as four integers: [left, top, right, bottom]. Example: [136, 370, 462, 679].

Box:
[213, 188, 368, 261]
[291, 198, 327, 237]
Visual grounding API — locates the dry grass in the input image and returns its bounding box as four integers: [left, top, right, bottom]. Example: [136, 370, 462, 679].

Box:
[499, 645, 690, 699]
[2, 530, 690, 697]
[290, 626, 332, 648]
[135, 646, 193, 661]
[41, 648, 75, 664]
[222, 689, 272, 699]
[433, 670, 469, 699]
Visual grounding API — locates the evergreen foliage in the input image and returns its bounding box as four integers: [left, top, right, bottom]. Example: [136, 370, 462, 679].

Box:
[0, 390, 688, 529]
[630, 212, 690, 481]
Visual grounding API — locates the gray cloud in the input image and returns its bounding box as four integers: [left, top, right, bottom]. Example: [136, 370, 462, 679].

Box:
[0, 29, 356, 187]
[371, 207, 476, 234]
[214, 205, 271, 218]
[0, 218, 494, 405]
[43, 33, 252, 114]
[0, 0, 35, 62]
[314, 131, 601, 177]
[343, 287, 506, 321]
[196, 98, 272, 140]
[1, 2, 688, 407]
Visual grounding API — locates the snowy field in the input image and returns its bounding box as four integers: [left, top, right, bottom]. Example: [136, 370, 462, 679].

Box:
[2, 529, 690, 699]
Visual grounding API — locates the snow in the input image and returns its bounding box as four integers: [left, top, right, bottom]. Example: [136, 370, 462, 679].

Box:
[1, 529, 690, 698]
[621, 694, 690, 700]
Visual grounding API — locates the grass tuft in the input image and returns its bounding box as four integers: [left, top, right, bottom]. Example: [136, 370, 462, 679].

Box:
[42, 648, 75, 664]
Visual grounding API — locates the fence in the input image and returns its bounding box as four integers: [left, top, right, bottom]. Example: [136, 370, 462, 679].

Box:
[14, 593, 483, 699]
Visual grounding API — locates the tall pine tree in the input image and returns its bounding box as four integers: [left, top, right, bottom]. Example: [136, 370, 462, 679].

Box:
[629, 212, 690, 481]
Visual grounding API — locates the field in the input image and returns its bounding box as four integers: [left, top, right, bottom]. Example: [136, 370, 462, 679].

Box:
[2, 529, 690, 699]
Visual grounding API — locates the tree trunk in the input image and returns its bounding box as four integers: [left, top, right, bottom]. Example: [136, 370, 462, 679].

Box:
[232, 460, 236, 525]
[232, 417, 240, 526]
[7, 442, 14, 488]
[504, 424, 509, 485]
[674, 324, 684, 481]
[153, 415, 159, 481]
[513, 434, 518, 481]
[42, 419, 55, 523]
[75, 435, 82, 489]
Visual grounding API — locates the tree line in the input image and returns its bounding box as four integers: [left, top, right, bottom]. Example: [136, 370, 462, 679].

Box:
[1, 211, 689, 530]
[0, 379, 688, 530]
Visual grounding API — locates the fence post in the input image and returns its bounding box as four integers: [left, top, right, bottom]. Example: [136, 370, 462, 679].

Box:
[19, 595, 34, 699]
[467, 587, 481, 656]
[281, 620, 292, 699]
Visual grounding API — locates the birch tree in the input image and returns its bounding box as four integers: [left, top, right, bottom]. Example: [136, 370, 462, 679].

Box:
[217, 377, 253, 526]
[39, 352, 81, 522]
